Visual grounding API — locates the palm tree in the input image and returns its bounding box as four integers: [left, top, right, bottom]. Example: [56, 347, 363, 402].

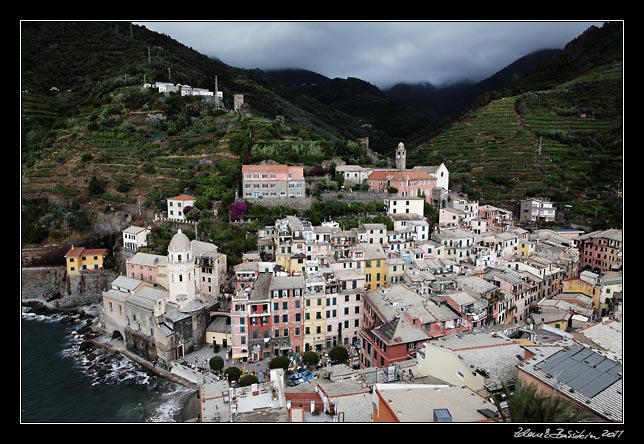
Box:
[493, 380, 588, 422]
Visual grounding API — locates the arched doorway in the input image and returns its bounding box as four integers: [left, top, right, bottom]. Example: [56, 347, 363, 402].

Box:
[111, 330, 124, 341]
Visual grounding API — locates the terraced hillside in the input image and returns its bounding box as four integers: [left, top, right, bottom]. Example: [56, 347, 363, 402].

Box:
[409, 62, 622, 229]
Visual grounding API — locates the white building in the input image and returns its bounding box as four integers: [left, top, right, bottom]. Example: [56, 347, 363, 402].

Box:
[167, 194, 195, 221]
[385, 196, 425, 217]
[122, 226, 150, 252]
[335, 165, 372, 186]
[412, 163, 449, 191]
[519, 198, 557, 224]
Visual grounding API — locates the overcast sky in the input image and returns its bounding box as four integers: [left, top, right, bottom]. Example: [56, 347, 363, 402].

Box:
[135, 21, 605, 89]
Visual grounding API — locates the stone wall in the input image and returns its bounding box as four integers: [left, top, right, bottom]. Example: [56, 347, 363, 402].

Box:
[21, 266, 119, 308]
[246, 196, 313, 211]
[319, 190, 385, 205]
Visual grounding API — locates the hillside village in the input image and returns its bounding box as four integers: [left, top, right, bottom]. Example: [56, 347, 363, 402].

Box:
[70, 138, 622, 423]
[20, 21, 622, 424]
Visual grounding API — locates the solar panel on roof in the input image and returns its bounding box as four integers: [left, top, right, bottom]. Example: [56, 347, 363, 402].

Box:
[583, 353, 605, 367]
[567, 367, 603, 392]
[539, 350, 573, 372]
[594, 359, 620, 374]
[555, 362, 591, 385]
[570, 347, 595, 362]
[578, 372, 621, 399]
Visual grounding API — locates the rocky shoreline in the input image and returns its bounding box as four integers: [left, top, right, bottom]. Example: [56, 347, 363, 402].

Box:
[22, 300, 200, 422]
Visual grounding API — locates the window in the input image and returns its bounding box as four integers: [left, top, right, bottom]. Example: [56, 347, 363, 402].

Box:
[240, 326, 245, 333]
[317, 298, 322, 306]
[69, 258, 75, 263]
[326, 310, 331, 318]
[274, 330, 280, 337]
[295, 327, 300, 336]
[241, 337, 246, 345]
[70, 267, 75, 271]
[344, 307, 349, 315]
[283, 328, 289, 337]
[274, 315, 279, 324]
[332, 310, 336, 317]
[295, 300, 300, 308]
[355, 306, 360, 314]
[305, 299, 311, 307]
[282, 314, 288, 323]
[327, 325, 332, 332]
[305, 327, 310, 335]
[345, 295, 350, 302]
[305, 313, 310, 320]
[316, 326, 322, 334]
[316, 312, 322, 320]
[295, 313, 301, 322]
[356, 294, 360, 301]
[344, 320, 349, 328]
[282, 302, 288, 310]
[354, 319, 359, 327]
[109, 302, 113, 312]
[273, 302, 279, 310]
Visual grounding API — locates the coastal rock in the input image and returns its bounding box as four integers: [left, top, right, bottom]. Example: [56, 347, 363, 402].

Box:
[79, 340, 95, 352]
[26, 301, 62, 316]
[76, 324, 92, 335]
[60, 316, 74, 324]
[86, 352, 97, 361]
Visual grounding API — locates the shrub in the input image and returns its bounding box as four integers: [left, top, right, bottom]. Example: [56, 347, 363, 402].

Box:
[328, 346, 349, 363]
[209, 356, 224, 372]
[268, 355, 290, 370]
[213, 343, 221, 353]
[387, 186, 398, 194]
[224, 366, 242, 382]
[239, 374, 259, 387]
[302, 351, 319, 367]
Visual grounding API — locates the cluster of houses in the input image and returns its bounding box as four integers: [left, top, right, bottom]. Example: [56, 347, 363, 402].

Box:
[80, 140, 623, 422]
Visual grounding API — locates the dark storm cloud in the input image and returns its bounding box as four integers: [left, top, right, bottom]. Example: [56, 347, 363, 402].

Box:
[136, 21, 604, 88]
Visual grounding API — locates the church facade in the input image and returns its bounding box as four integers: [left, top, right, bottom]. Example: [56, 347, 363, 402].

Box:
[102, 230, 224, 364]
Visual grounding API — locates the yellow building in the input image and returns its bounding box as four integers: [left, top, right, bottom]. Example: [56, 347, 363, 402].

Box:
[363, 244, 387, 291]
[518, 240, 536, 257]
[303, 280, 326, 353]
[64, 246, 108, 275]
[530, 311, 571, 331]
[387, 258, 406, 285]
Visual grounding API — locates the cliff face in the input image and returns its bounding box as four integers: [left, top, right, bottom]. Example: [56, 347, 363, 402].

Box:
[21, 267, 119, 308]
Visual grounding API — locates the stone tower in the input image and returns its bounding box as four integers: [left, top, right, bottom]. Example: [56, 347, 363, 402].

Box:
[167, 229, 196, 309]
[396, 142, 406, 171]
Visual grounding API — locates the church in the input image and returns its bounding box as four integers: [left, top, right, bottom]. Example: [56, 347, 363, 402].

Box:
[101, 230, 224, 364]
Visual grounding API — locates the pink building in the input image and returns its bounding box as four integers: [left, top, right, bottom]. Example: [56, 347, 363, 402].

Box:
[126, 252, 168, 288]
[578, 229, 623, 273]
[367, 170, 436, 203]
[242, 164, 305, 199]
[269, 275, 305, 356]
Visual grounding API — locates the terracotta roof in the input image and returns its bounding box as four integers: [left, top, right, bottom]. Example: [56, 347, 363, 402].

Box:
[82, 248, 108, 256]
[168, 194, 195, 201]
[243, 164, 290, 172]
[368, 170, 433, 181]
[64, 247, 85, 258]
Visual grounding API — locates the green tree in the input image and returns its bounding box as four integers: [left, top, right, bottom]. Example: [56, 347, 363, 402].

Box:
[492, 380, 588, 423]
[302, 351, 319, 367]
[224, 366, 242, 382]
[209, 356, 224, 372]
[239, 374, 259, 387]
[268, 355, 290, 370]
[88, 175, 106, 197]
[328, 346, 349, 363]
[387, 186, 398, 194]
